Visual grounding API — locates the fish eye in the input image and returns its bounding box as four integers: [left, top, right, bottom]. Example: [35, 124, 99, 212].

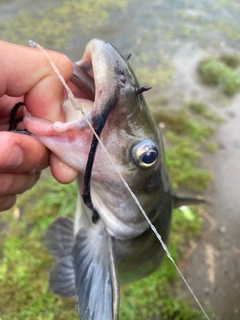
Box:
[132, 139, 159, 168]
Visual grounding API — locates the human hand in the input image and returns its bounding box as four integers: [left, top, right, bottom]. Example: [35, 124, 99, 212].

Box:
[0, 41, 78, 211]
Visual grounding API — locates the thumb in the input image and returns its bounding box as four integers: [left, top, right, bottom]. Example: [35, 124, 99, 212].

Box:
[0, 41, 72, 122]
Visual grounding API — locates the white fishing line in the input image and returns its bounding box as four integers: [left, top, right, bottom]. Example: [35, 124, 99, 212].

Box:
[30, 41, 210, 320]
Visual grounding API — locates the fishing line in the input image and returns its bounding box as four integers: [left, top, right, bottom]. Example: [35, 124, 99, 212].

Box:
[30, 41, 210, 320]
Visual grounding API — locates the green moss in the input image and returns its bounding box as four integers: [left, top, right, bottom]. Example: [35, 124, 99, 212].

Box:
[187, 102, 208, 114]
[0, 175, 207, 320]
[206, 141, 218, 153]
[0, 0, 128, 49]
[135, 64, 173, 90]
[0, 175, 78, 319]
[220, 53, 240, 69]
[151, 104, 218, 192]
[153, 109, 215, 141]
[120, 207, 206, 320]
[165, 133, 212, 192]
[198, 58, 240, 96]
[187, 102, 223, 123]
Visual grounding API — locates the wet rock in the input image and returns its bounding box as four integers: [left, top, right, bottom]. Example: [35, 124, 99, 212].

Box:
[214, 250, 221, 257]
[218, 143, 225, 149]
[158, 122, 166, 130]
[225, 111, 235, 118]
[219, 226, 226, 233]
[204, 287, 210, 295]
[233, 140, 240, 149]
[233, 283, 240, 290]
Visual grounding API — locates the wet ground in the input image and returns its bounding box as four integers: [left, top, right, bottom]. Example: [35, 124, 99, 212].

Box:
[172, 45, 240, 320]
[1, 0, 240, 319]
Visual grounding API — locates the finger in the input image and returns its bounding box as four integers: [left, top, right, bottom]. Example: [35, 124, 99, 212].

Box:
[0, 95, 24, 116]
[0, 96, 25, 131]
[50, 153, 79, 184]
[0, 195, 17, 211]
[0, 171, 40, 195]
[0, 132, 49, 173]
[0, 41, 72, 122]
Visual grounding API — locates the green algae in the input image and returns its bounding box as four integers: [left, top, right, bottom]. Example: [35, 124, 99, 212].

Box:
[0, 175, 78, 320]
[220, 53, 240, 69]
[0, 178, 206, 320]
[165, 133, 212, 192]
[198, 58, 240, 96]
[120, 205, 205, 320]
[150, 99, 220, 193]
[0, 0, 128, 49]
[187, 102, 223, 122]
[135, 64, 173, 91]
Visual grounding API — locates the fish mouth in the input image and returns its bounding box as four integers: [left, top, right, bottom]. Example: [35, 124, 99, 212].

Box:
[69, 38, 129, 125]
[23, 39, 132, 175]
[24, 39, 127, 135]
[70, 62, 95, 102]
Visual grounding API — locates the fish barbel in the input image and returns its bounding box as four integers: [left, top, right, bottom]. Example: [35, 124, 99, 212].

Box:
[24, 39, 204, 320]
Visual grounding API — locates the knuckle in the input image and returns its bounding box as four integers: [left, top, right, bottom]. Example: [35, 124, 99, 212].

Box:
[22, 172, 41, 192]
[0, 173, 14, 194]
[0, 195, 16, 211]
[0, 172, 40, 195]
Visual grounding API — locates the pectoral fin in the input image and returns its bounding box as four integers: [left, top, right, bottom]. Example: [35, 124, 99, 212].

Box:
[73, 222, 119, 320]
[48, 256, 76, 297]
[45, 217, 76, 297]
[172, 194, 209, 208]
[45, 217, 74, 258]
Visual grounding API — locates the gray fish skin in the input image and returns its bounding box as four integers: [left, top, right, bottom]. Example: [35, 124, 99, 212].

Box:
[25, 39, 199, 319]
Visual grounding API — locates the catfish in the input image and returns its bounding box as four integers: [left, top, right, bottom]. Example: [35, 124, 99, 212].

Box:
[24, 39, 204, 320]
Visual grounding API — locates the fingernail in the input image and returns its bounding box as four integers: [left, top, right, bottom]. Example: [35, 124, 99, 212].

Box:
[7, 145, 23, 168]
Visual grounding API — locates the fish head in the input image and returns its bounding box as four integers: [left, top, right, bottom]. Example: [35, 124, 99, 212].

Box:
[24, 39, 172, 239]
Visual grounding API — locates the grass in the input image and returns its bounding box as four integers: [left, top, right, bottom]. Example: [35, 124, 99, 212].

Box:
[198, 57, 240, 96]
[220, 53, 240, 69]
[0, 175, 78, 320]
[152, 105, 219, 192]
[120, 205, 205, 320]
[187, 102, 223, 123]
[0, 178, 206, 320]
[153, 108, 215, 141]
[165, 132, 212, 192]
[206, 142, 218, 153]
[0, 0, 127, 49]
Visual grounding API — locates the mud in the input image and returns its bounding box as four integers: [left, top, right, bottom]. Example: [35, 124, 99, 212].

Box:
[172, 45, 240, 320]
